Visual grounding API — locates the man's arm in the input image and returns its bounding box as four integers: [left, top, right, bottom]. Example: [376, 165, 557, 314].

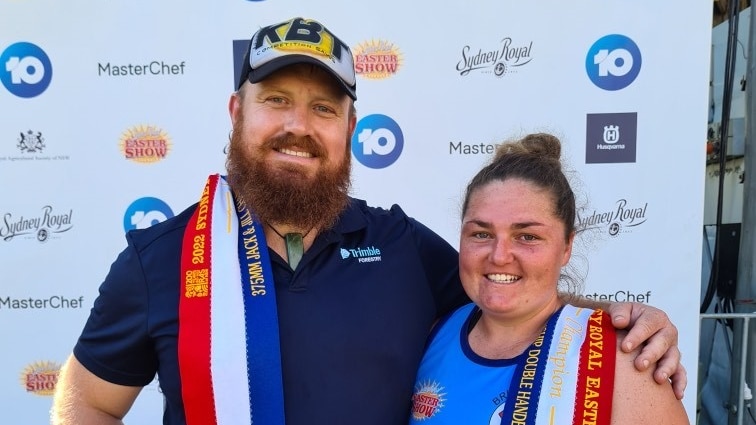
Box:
[51, 354, 142, 425]
[565, 294, 686, 400]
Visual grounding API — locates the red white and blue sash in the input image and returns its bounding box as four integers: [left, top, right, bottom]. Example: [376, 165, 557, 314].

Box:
[178, 174, 286, 425]
[499, 305, 616, 425]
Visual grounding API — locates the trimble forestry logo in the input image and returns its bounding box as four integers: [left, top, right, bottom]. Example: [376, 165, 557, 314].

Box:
[20, 361, 60, 396]
[339, 245, 382, 263]
[577, 199, 648, 237]
[353, 40, 403, 79]
[119, 125, 172, 163]
[411, 381, 445, 420]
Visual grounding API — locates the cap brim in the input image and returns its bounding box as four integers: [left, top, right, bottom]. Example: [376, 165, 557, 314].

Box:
[245, 55, 357, 100]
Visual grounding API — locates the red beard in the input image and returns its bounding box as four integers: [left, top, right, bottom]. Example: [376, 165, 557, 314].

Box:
[225, 114, 352, 231]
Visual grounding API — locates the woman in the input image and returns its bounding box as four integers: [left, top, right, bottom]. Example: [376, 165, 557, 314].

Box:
[409, 133, 688, 424]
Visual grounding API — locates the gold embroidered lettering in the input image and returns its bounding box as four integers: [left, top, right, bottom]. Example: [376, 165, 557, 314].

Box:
[184, 269, 209, 297]
[195, 185, 210, 230]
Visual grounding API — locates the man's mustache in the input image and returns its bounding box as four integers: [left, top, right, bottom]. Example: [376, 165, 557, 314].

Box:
[265, 134, 325, 158]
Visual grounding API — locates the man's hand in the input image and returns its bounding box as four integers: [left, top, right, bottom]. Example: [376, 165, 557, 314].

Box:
[605, 301, 686, 400]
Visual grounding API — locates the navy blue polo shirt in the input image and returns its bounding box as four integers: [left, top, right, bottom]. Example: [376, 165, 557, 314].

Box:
[73, 197, 468, 425]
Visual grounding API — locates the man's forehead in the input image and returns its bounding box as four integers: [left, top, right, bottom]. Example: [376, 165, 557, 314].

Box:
[252, 64, 349, 98]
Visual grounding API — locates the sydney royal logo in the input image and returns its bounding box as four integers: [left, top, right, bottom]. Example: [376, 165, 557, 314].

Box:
[577, 199, 648, 237]
[0, 206, 73, 242]
[456, 37, 533, 77]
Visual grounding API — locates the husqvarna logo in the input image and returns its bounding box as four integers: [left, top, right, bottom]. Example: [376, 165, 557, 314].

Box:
[585, 112, 637, 163]
[603, 125, 620, 143]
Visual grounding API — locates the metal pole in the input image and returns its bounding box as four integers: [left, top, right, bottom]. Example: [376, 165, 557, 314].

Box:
[701, 313, 755, 425]
[737, 2, 756, 425]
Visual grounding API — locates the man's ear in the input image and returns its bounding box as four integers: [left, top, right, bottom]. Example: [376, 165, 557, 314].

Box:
[348, 112, 357, 139]
[229, 92, 242, 126]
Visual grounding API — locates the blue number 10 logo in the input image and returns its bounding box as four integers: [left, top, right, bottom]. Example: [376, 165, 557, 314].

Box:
[0, 42, 53, 98]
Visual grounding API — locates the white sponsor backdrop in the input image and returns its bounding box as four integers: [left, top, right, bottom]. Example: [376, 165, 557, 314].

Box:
[0, 1, 711, 423]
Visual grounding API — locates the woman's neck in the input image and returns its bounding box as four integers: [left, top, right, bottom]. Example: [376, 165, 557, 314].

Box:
[468, 299, 563, 360]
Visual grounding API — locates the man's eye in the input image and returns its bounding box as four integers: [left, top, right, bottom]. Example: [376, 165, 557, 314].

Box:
[315, 105, 335, 113]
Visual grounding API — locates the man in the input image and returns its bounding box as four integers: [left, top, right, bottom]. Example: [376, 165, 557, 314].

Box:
[51, 17, 684, 425]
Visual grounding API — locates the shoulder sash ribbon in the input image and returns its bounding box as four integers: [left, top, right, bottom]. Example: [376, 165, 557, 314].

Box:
[499, 305, 616, 425]
[178, 174, 286, 425]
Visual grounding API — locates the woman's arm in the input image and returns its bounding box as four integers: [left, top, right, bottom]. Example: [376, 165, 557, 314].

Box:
[610, 330, 690, 424]
[564, 294, 686, 399]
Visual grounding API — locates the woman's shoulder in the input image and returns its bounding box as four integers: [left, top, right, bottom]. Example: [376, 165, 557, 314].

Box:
[610, 330, 690, 424]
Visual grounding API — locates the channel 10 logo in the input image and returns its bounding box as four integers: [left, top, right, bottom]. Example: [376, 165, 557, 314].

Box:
[123, 197, 174, 232]
[585, 34, 641, 91]
[0, 42, 52, 98]
[351, 114, 404, 169]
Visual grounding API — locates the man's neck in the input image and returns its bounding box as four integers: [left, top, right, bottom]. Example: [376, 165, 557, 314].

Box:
[264, 222, 318, 268]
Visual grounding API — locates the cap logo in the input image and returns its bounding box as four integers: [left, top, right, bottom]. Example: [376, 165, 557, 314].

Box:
[253, 18, 349, 63]
[241, 17, 357, 99]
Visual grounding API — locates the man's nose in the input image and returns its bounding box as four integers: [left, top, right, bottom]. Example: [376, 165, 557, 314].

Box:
[283, 105, 313, 137]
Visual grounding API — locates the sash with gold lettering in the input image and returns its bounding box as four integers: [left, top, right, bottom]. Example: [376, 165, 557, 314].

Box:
[499, 305, 615, 425]
[178, 174, 286, 425]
